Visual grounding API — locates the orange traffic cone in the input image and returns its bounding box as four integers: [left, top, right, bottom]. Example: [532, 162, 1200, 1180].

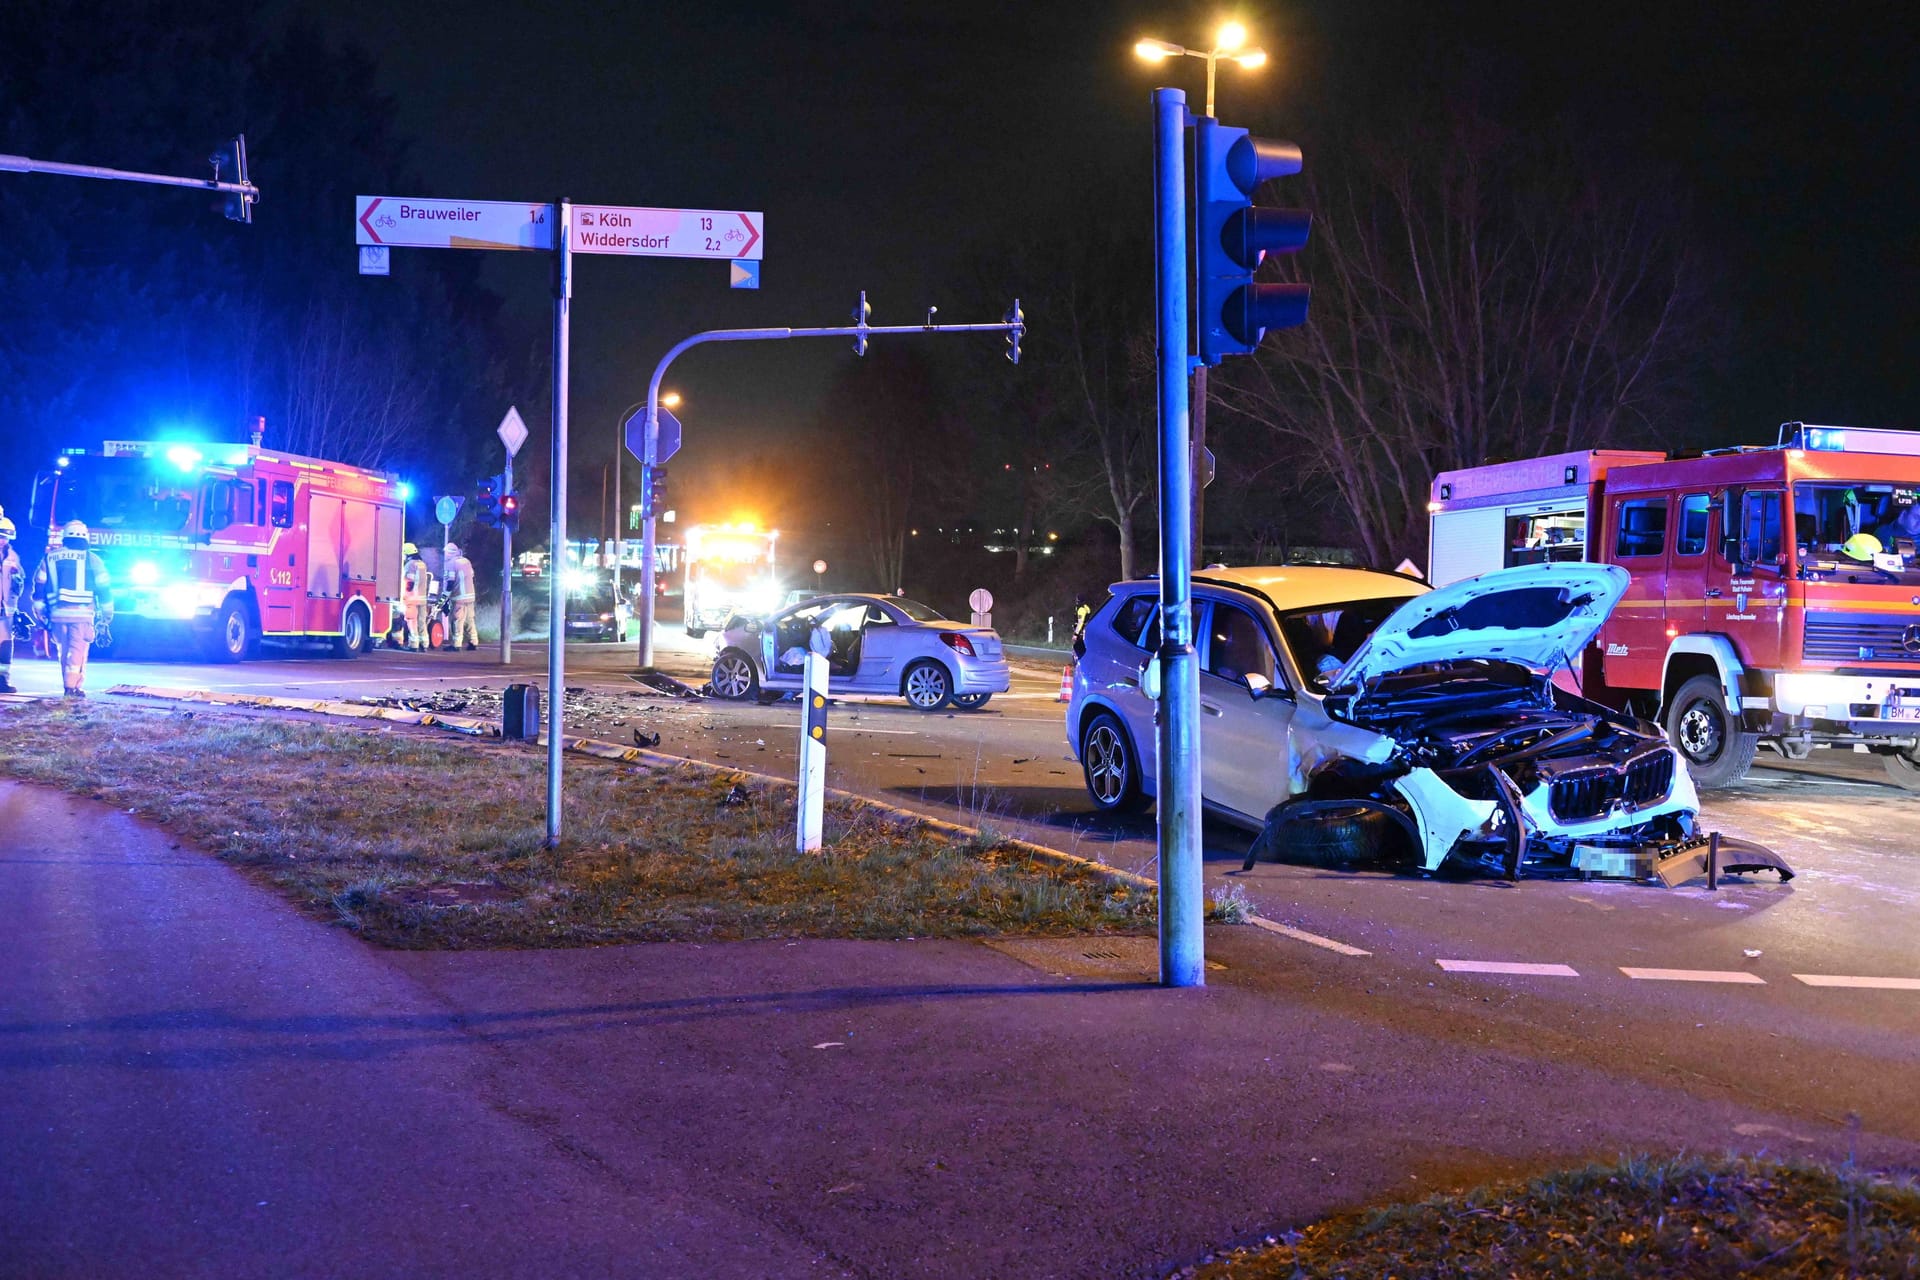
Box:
[1057, 664, 1075, 702]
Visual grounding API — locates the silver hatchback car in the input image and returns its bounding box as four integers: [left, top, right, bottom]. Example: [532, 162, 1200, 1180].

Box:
[710, 593, 1011, 710]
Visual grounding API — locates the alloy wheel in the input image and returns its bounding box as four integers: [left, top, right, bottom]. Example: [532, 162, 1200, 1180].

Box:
[1085, 721, 1128, 806]
[904, 663, 950, 709]
[712, 653, 755, 699]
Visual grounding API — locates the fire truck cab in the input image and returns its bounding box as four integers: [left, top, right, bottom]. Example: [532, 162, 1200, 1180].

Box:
[1429, 425, 1920, 790]
[30, 437, 405, 662]
[681, 523, 780, 637]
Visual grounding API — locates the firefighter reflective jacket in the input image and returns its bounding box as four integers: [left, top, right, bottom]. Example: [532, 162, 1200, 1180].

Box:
[443, 554, 476, 602]
[0, 546, 23, 615]
[35, 547, 113, 623]
[402, 556, 430, 605]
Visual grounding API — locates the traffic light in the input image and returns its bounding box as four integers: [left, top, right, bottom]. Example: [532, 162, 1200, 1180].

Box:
[1193, 117, 1311, 364]
[475, 474, 501, 528]
[640, 465, 669, 517]
[852, 290, 871, 357]
[499, 491, 521, 532]
[210, 134, 253, 224]
[1004, 298, 1023, 365]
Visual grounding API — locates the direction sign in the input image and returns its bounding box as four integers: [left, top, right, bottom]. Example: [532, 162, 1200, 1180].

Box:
[496, 406, 529, 457]
[624, 405, 683, 464]
[729, 260, 761, 289]
[575, 204, 762, 260]
[356, 195, 552, 251]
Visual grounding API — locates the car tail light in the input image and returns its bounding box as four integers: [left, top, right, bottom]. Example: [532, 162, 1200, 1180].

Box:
[938, 632, 976, 657]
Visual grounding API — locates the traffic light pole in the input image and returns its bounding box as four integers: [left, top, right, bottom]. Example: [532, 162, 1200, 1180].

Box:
[546, 200, 573, 846]
[631, 302, 1025, 670]
[1152, 87, 1206, 989]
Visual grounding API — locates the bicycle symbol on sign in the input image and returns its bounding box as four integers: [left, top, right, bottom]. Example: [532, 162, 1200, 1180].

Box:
[375, 212, 397, 230]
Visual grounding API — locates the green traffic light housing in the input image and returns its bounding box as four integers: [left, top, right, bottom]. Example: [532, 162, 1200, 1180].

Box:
[1194, 118, 1311, 363]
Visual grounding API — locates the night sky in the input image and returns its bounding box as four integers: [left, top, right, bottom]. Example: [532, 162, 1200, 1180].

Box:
[313, 0, 1915, 472]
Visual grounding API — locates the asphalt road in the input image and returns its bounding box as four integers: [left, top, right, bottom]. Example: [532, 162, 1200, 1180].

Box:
[10, 629, 1920, 1159]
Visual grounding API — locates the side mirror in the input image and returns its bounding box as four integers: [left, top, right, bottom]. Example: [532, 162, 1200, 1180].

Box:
[1245, 671, 1272, 700]
[1137, 659, 1162, 701]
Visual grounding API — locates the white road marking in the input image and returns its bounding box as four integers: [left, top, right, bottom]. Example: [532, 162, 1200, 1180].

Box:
[1794, 974, 1920, 990]
[842, 727, 919, 736]
[1249, 917, 1371, 956]
[1620, 967, 1766, 984]
[1435, 959, 1579, 977]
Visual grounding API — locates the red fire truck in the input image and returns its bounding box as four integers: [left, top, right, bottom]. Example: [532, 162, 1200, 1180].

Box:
[1428, 424, 1920, 790]
[29, 436, 406, 662]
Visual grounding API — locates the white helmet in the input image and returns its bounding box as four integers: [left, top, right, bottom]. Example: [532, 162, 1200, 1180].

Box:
[62, 519, 89, 541]
[445, 542, 461, 557]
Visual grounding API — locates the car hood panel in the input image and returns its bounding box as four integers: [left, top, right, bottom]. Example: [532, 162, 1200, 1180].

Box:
[1332, 563, 1629, 689]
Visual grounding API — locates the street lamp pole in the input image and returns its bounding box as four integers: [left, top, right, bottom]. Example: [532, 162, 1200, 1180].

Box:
[1134, 25, 1268, 567]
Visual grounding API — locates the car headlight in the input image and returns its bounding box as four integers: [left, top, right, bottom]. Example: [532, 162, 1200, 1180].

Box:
[130, 559, 161, 586]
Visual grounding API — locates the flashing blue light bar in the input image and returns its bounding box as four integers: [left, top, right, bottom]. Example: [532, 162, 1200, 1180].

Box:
[164, 444, 203, 472]
[397, 482, 414, 501]
[1784, 422, 1920, 457]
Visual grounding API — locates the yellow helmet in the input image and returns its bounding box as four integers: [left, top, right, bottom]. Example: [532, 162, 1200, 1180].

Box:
[1843, 532, 1883, 562]
[0, 515, 14, 539]
[403, 542, 419, 557]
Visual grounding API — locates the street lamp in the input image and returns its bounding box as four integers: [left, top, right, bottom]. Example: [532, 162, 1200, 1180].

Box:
[612, 390, 680, 598]
[1132, 22, 1268, 117]
[1135, 21, 1268, 568]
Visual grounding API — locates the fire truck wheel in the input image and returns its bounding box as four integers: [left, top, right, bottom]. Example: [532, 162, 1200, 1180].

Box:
[205, 599, 253, 664]
[1883, 751, 1920, 792]
[332, 604, 372, 659]
[1665, 674, 1757, 789]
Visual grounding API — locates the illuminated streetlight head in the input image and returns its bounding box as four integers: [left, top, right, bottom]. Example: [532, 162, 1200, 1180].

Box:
[1235, 48, 1268, 69]
[662, 392, 682, 408]
[1133, 37, 1180, 61]
[1214, 21, 1248, 52]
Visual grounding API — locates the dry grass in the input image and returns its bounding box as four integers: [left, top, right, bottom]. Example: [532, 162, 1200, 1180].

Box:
[0, 702, 1157, 949]
[1179, 1154, 1920, 1279]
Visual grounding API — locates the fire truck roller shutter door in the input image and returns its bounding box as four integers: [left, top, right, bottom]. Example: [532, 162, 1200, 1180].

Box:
[307, 495, 343, 600]
[1427, 507, 1506, 586]
[375, 505, 403, 601]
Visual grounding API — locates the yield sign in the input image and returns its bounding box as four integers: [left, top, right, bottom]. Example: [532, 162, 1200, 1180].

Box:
[624, 405, 682, 464]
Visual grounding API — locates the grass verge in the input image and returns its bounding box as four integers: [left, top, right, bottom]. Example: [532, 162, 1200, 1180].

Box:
[0, 702, 1160, 949]
[1179, 1154, 1920, 1279]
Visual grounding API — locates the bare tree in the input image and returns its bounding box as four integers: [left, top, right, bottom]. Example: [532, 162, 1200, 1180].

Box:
[1216, 109, 1705, 568]
[270, 298, 431, 465]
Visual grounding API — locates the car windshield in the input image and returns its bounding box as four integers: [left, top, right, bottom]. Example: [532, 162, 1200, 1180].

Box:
[1794, 481, 1920, 584]
[571, 587, 622, 613]
[890, 597, 946, 622]
[1277, 597, 1407, 689]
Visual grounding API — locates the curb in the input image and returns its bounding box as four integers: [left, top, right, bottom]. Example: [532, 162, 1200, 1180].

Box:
[102, 684, 1157, 895]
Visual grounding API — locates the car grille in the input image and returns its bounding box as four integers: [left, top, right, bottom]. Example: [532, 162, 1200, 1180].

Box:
[1547, 752, 1675, 823]
[1804, 612, 1918, 663]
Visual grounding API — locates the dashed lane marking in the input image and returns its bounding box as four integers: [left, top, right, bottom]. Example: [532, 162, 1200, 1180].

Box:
[1435, 959, 1580, 977]
[1249, 917, 1371, 956]
[1621, 967, 1766, 984]
[1794, 974, 1920, 990]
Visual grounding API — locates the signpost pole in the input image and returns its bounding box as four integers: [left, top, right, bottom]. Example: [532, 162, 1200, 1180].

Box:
[1152, 87, 1205, 988]
[546, 200, 573, 845]
[501, 451, 514, 665]
[638, 415, 660, 671]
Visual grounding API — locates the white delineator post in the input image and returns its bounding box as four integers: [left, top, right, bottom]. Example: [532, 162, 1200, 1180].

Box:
[797, 627, 830, 853]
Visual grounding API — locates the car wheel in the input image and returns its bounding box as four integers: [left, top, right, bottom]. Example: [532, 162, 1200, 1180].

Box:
[1665, 674, 1757, 789]
[204, 598, 253, 664]
[902, 660, 952, 710]
[1081, 713, 1148, 813]
[1884, 750, 1920, 792]
[711, 649, 760, 701]
[950, 692, 992, 710]
[332, 603, 371, 658]
[1255, 801, 1391, 869]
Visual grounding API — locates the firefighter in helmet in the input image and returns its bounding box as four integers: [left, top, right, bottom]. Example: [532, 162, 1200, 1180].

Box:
[401, 541, 432, 650]
[0, 510, 24, 695]
[443, 542, 479, 651]
[33, 519, 113, 697]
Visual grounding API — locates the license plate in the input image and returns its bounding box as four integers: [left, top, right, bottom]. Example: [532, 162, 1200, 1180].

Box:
[1887, 704, 1920, 722]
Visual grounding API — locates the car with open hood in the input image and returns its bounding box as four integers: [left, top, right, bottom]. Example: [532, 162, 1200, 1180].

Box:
[1067, 563, 1736, 880]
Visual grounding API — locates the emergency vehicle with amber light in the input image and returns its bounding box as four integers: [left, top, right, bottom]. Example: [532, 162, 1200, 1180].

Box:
[681, 523, 780, 637]
[1428, 423, 1920, 790]
[29, 431, 405, 662]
